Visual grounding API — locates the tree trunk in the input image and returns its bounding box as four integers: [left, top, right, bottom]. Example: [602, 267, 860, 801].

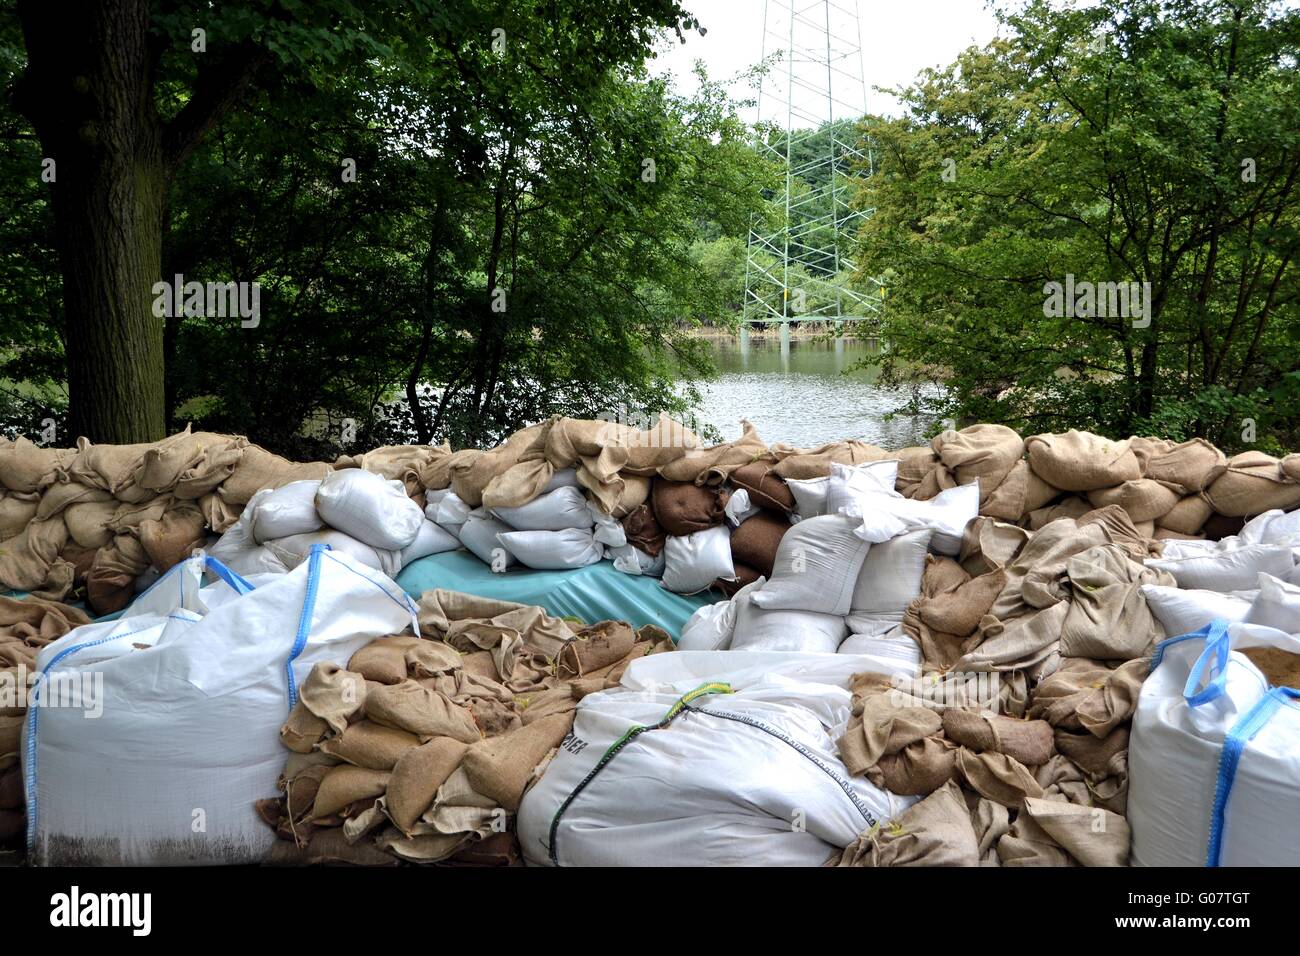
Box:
[17, 0, 167, 443]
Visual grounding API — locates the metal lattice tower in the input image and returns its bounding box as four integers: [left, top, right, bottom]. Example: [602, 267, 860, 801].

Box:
[743, 0, 881, 326]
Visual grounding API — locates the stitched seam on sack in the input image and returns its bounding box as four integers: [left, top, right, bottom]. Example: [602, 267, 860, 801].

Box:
[286, 548, 325, 711]
[1206, 690, 1285, 867]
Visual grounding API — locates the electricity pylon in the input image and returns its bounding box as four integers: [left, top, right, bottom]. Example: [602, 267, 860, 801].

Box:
[743, 0, 882, 326]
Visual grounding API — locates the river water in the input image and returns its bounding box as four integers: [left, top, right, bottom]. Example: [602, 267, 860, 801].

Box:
[682, 333, 940, 449]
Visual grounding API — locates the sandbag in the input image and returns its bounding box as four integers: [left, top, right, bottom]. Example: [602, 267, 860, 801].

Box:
[786, 460, 898, 519]
[661, 525, 733, 595]
[1146, 544, 1294, 592]
[728, 461, 795, 512]
[218, 444, 332, 505]
[0, 493, 39, 540]
[1205, 451, 1300, 516]
[1245, 573, 1300, 634]
[247, 480, 324, 543]
[932, 424, 1024, 500]
[457, 511, 517, 569]
[1025, 431, 1141, 492]
[770, 439, 889, 480]
[656, 419, 766, 486]
[750, 514, 870, 616]
[497, 529, 603, 570]
[728, 511, 790, 578]
[24, 548, 418, 865]
[1087, 479, 1180, 522]
[62, 500, 117, 549]
[491, 485, 594, 532]
[847, 529, 932, 625]
[651, 479, 729, 537]
[265, 530, 400, 579]
[677, 577, 766, 652]
[315, 468, 423, 551]
[1142, 437, 1225, 495]
[731, 600, 846, 653]
[0, 437, 70, 493]
[398, 519, 460, 567]
[134, 428, 246, 498]
[1158, 494, 1214, 535]
[1140, 584, 1251, 637]
[139, 501, 208, 572]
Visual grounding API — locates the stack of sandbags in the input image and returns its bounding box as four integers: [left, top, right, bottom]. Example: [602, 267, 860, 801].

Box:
[0, 594, 91, 846]
[258, 589, 673, 865]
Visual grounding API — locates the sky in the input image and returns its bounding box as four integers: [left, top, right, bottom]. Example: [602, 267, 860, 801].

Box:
[650, 0, 1005, 119]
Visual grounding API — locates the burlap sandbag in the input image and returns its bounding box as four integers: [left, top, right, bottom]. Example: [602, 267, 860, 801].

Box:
[217, 443, 332, 505]
[894, 446, 941, 497]
[1024, 431, 1141, 492]
[1086, 478, 1180, 522]
[457, 422, 551, 508]
[85, 532, 150, 613]
[280, 702, 329, 754]
[1128, 436, 1176, 471]
[770, 439, 888, 480]
[933, 424, 1024, 495]
[299, 661, 369, 736]
[1142, 437, 1225, 494]
[319, 720, 421, 771]
[1157, 494, 1213, 535]
[349, 635, 423, 685]
[61, 437, 154, 501]
[385, 737, 469, 836]
[917, 563, 1008, 644]
[140, 501, 208, 572]
[955, 747, 1045, 808]
[365, 680, 481, 743]
[0, 493, 38, 540]
[980, 460, 1060, 521]
[198, 492, 243, 534]
[1205, 450, 1300, 516]
[0, 436, 70, 493]
[867, 736, 958, 796]
[1283, 454, 1300, 482]
[0, 517, 69, 592]
[460, 711, 574, 811]
[650, 478, 729, 536]
[839, 692, 943, 776]
[1020, 797, 1130, 867]
[1027, 495, 1092, 530]
[134, 427, 247, 498]
[959, 517, 1030, 576]
[621, 503, 666, 557]
[310, 765, 390, 821]
[335, 444, 447, 497]
[727, 460, 795, 512]
[657, 419, 766, 485]
[729, 511, 790, 578]
[34, 480, 113, 520]
[941, 710, 1054, 766]
[836, 781, 979, 867]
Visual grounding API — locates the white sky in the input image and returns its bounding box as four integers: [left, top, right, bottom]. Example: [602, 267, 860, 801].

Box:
[650, 0, 1005, 119]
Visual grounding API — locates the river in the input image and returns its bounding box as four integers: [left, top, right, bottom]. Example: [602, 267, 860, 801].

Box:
[681, 332, 941, 449]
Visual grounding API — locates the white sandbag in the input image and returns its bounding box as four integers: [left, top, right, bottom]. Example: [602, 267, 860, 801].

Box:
[423, 487, 453, 517]
[724, 488, 762, 527]
[208, 518, 290, 577]
[1245, 573, 1300, 634]
[1140, 584, 1252, 638]
[1129, 620, 1300, 866]
[661, 525, 734, 595]
[847, 529, 933, 627]
[750, 514, 870, 616]
[543, 467, 580, 493]
[1238, 508, 1300, 547]
[839, 622, 923, 674]
[432, 490, 471, 534]
[23, 548, 418, 865]
[315, 467, 423, 550]
[458, 510, 517, 570]
[265, 529, 401, 578]
[844, 481, 979, 556]
[247, 480, 323, 544]
[517, 651, 916, 867]
[497, 528, 603, 570]
[731, 600, 847, 653]
[491, 485, 594, 531]
[589, 506, 627, 547]
[787, 460, 899, 519]
[398, 518, 461, 568]
[609, 543, 665, 577]
[1146, 543, 1295, 592]
[677, 578, 766, 652]
[824, 459, 901, 516]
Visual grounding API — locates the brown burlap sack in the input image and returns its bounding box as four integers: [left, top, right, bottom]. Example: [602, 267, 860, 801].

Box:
[1054, 726, 1128, 779]
[1025, 431, 1141, 492]
[729, 511, 790, 578]
[650, 478, 729, 536]
[405, 639, 465, 679]
[62, 499, 117, 549]
[933, 423, 1024, 494]
[364, 680, 481, 743]
[197, 492, 243, 534]
[349, 636, 421, 685]
[60, 437, 153, 501]
[917, 564, 1007, 637]
[867, 736, 958, 795]
[1283, 454, 1300, 482]
[959, 517, 1030, 575]
[280, 703, 328, 754]
[0, 516, 69, 592]
[893, 446, 941, 496]
[1059, 545, 1170, 660]
[299, 662, 368, 735]
[461, 711, 574, 811]
[1027, 495, 1092, 530]
[941, 710, 1054, 766]
[728, 461, 795, 512]
[1128, 436, 1176, 470]
[835, 780, 980, 867]
[310, 765, 390, 820]
[1142, 437, 1225, 494]
[319, 720, 421, 771]
[1021, 797, 1130, 866]
[546, 414, 699, 478]
[1086, 479, 1180, 522]
[1157, 494, 1213, 535]
[0, 436, 70, 493]
[335, 444, 447, 498]
[217, 444, 332, 505]
[140, 501, 208, 572]
[386, 737, 470, 835]
[134, 427, 247, 498]
[558, 620, 637, 678]
[980, 460, 1060, 521]
[621, 503, 666, 557]
[57, 543, 96, 585]
[839, 693, 943, 775]
[1205, 451, 1300, 516]
[770, 439, 889, 480]
[657, 419, 767, 485]
[956, 747, 1045, 808]
[34, 480, 112, 521]
[458, 422, 551, 508]
[0, 493, 38, 540]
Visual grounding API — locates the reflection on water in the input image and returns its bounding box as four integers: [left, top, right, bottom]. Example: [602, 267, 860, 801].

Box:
[682, 333, 941, 449]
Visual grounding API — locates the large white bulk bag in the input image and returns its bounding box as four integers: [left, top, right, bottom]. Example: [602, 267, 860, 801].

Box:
[1140, 584, 1252, 637]
[491, 486, 594, 531]
[497, 528, 603, 570]
[315, 468, 423, 550]
[731, 601, 846, 653]
[661, 525, 733, 594]
[1128, 619, 1300, 867]
[517, 651, 916, 866]
[247, 480, 323, 544]
[1146, 543, 1295, 592]
[751, 514, 869, 615]
[23, 547, 419, 866]
[398, 518, 461, 568]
